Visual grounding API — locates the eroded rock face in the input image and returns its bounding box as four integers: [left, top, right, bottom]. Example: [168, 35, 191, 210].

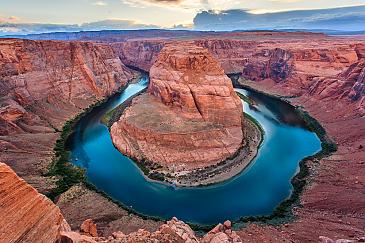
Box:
[243, 48, 293, 82]
[202, 220, 241, 243]
[0, 162, 70, 242]
[0, 38, 135, 134]
[0, 38, 136, 193]
[309, 59, 365, 104]
[80, 219, 98, 237]
[111, 43, 243, 171]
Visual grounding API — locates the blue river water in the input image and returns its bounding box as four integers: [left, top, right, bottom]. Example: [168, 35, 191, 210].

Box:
[69, 76, 321, 225]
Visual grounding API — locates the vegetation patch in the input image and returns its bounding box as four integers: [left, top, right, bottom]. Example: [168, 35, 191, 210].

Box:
[236, 91, 255, 106]
[101, 88, 147, 128]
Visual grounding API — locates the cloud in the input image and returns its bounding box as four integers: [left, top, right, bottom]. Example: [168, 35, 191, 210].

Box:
[193, 5, 365, 31]
[120, 0, 241, 11]
[92, 1, 108, 6]
[0, 15, 20, 23]
[0, 19, 161, 36]
[81, 19, 159, 29]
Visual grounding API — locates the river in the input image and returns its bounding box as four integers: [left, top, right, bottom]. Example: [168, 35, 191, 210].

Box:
[69, 76, 321, 225]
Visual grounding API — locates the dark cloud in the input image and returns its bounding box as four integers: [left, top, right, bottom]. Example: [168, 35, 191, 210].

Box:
[193, 5, 365, 31]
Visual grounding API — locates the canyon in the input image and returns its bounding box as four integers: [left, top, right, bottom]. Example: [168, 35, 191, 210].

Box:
[0, 31, 364, 242]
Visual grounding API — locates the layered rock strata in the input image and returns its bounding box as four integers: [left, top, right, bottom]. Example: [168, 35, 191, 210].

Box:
[111, 43, 244, 174]
[0, 162, 70, 242]
[114, 34, 360, 82]
[0, 38, 136, 192]
[308, 58, 365, 115]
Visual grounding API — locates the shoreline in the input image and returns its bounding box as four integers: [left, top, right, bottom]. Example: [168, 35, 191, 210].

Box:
[230, 77, 337, 226]
[46, 74, 143, 201]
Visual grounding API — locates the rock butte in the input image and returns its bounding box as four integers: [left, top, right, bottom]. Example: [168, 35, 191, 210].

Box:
[110, 43, 244, 171]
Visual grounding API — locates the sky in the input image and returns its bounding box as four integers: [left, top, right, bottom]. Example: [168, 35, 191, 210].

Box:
[1, 0, 365, 27]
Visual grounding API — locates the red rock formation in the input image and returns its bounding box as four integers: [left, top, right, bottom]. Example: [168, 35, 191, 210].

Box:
[1, 32, 365, 242]
[0, 162, 70, 242]
[112, 40, 165, 71]
[58, 231, 96, 243]
[103, 217, 200, 242]
[111, 43, 243, 171]
[242, 48, 293, 82]
[114, 35, 359, 79]
[0, 38, 136, 193]
[308, 58, 365, 115]
[202, 220, 241, 243]
[0, 38, 135, 133]
[80, 219, 98, 237]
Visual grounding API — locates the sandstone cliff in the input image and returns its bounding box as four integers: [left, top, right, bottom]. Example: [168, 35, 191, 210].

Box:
[111, 43, 244, 173]
[1, 32, 365, 242]
[308, 52, 365, 115]
[0, 38, 136, 193]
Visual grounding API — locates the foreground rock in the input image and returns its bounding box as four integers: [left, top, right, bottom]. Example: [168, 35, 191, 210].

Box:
[0, 162, 70, 242]
[111, 43, 244, 178]
[0, 161, 241, 242]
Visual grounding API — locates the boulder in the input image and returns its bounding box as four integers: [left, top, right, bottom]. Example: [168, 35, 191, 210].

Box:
[80, 219, 98, 237]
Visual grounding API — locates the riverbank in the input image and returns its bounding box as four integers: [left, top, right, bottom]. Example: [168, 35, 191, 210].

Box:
[230, 76, 337, 224]
[103, 89, 263, 187]
[230, 77, 365, 242]
[46, 75, 143, 200]
[166, 113, 263, 187]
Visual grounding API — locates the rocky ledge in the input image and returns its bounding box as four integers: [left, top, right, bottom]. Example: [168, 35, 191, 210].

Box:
[110, 43, 260, 185]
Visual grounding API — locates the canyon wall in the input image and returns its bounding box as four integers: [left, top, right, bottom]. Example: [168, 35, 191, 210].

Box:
[113, 36, 359, 87]
[0, 38, 136, 192]
[308, 50, 365, 113]
[0, 161, 242, 243]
